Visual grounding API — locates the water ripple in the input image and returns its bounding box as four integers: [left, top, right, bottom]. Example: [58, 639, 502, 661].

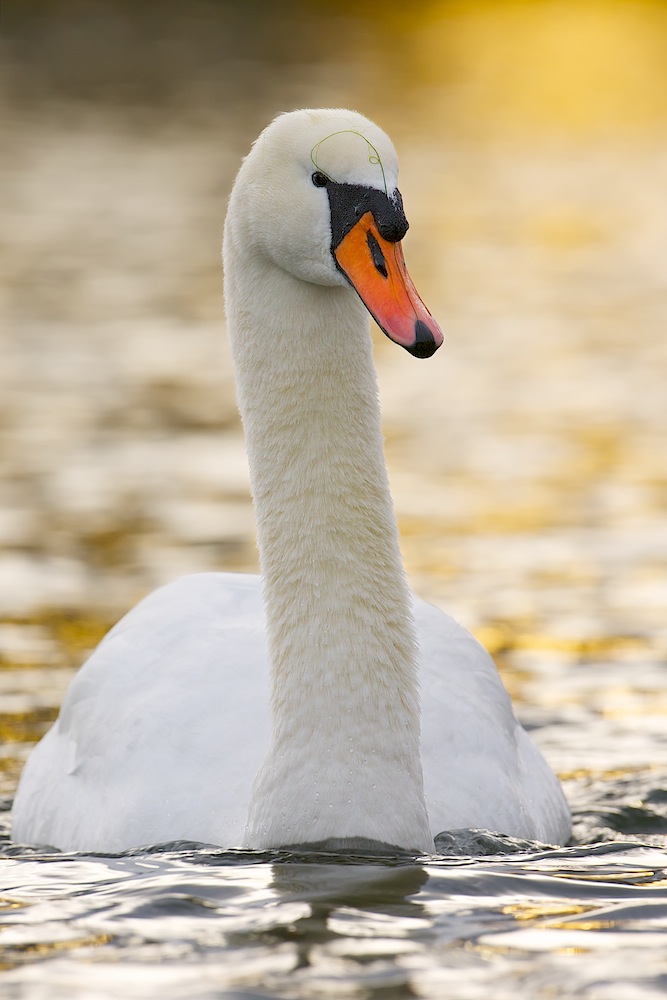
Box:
[1, 814, 666, 1000]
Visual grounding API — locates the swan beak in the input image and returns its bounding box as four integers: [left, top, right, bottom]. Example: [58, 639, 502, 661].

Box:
[333, 212, 444, 358]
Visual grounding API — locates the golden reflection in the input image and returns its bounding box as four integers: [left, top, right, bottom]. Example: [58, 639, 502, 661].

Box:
[0, 757, 23, 796]
[636, 878, 667, 889]
[503, 901, 592, 922]
[465, 939, 523, 959]
[553, 869, 656, 883]
[559, 763, 663, 782]
[524, 208, 608, 251]
[0, 612, 113, 671]
[311, 0, 667, 137]
[414, 0, 667, 135]
[0, 933, 114, 967]
[475, 628, 650, 659]
[0, 898, 30, 911]
[38, 611, 114, 658]
[0, 710, 58, 745]
[550, 918, 617, 930]
[602, 697, 667, 719]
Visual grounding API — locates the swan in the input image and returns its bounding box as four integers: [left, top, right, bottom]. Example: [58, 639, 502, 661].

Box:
[11, 109, 571, 853]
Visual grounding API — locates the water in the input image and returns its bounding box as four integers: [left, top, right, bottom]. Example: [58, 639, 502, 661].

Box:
[1, 2, 667, 997]
[1, 825, 666, 998]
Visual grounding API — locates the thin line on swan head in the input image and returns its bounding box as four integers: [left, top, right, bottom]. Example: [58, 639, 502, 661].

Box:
[310, 129, 389, 195]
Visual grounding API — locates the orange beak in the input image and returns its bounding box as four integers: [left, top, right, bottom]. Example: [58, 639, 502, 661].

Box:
[334, 211, 443, 359]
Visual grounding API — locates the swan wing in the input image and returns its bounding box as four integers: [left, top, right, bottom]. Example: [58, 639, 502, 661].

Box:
[416, 598, 570, 845]
[12, 573, 270, 852]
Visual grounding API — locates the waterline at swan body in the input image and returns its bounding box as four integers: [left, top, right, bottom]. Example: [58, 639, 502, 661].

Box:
[11, 109, 571, 853]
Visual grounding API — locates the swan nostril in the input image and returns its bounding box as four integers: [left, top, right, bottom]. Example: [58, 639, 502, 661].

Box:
[367, 231, 388, 278]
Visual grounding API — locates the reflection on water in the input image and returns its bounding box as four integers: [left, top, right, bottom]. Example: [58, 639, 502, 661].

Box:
[1, 1, 666, 997]
[1, 826, 666, 1000]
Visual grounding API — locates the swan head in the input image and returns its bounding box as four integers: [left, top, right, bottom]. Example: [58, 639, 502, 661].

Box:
[226, 108, 443, 359]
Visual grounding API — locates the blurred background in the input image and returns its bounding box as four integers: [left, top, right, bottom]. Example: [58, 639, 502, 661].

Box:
[1, 1, 666, 799]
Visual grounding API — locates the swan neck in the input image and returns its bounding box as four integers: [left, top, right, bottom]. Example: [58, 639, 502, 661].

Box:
[224, 248, 431, 851]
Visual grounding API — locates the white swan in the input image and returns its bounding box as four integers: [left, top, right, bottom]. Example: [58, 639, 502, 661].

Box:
[12, 109, 570, 853]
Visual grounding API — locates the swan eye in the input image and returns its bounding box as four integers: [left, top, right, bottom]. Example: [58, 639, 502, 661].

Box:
[311, 171, 328, 188]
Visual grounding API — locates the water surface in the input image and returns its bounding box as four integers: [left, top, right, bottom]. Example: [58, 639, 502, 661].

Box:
[1, 2, 666, 997]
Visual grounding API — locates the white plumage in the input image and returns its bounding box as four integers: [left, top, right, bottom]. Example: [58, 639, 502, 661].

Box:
[12, 109, 570, 852]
